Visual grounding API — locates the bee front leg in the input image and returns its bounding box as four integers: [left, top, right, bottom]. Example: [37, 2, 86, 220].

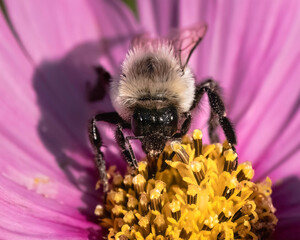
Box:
[88, 112, 129, 192]
[173, 112, 192, 138]
[115, 124, 139, 169]
[88, 118, 109, 192]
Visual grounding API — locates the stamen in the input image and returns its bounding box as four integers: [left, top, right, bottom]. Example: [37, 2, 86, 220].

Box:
[138, 161, 148, 179]
[123, 210, 135, 225]
[138, 216, 150, 237]
[94, 204, 104, 217]
[171, 141, 189, 164]
[139, 192, 149, 215]
[187, 185, 198, 205]
[190, 160, 205, 185]
[123, 174, 133, 189]
[155, 180, 166, 192]
[98, 129, 277, 240]
[203, 215, 218, 229]
[223, 149, 237, 173]
[108, 189, 125, 205]
[222, 177, 238, 199]
[154, 214, 167, 235]
[132, 174, 146, 194]
[150, 188, 162, 212]
[218, 211, 230, 223]
[127, 195, 138, 210]
[193, 129, 203, 157]
[179, 228, 192, 239]
[236, 162, 254, 181]
[169, 200, 181, 221]
[232, 208, 243, 222]
[111, 205, 124, 217]
[112, 173, 123, 187]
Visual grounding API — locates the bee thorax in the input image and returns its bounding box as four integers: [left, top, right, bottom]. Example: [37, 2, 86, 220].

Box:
[109, 44, 196, 122]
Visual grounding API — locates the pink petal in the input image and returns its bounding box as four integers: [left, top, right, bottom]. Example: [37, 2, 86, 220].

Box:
[137, 2, 300, 237]
[137, 0, 300, 181]
[255, 110, 300, 181]
[272, 177, 300, 239]
[0, 1, 140, 238]
[5, 0, 139, 72]
[0, 13, 97, 238]
[4, 0, 141, 169]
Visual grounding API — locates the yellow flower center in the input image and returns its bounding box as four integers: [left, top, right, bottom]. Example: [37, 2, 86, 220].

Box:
[96, 129, 277, 240]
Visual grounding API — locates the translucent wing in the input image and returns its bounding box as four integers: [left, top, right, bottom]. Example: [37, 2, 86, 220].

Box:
[131, 23, 207, 70]
[170, 23, 207, 70]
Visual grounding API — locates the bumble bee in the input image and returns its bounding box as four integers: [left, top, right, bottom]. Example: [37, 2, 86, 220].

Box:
[88, 24, 237, 192]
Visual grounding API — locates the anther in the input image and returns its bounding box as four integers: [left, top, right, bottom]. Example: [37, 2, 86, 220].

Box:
[223, 149, 237, 173]
[190, 161, 205, 185]
[236, 162, 254, 181]
[222, 186, 235, 199]
[139, 192, 149, 215]
[203, 215, 219, 229]
[193, 129, 203, 157]
[127, 195, 138, 210]
[123, 174, 133, 189]
[94, 204, 104, 217]
[113, 173, 123, 187]
[169, 200, 181, 221]
[154, 214, 167, 235]
[201, 225, 212, 231]
[179, 228, 192, 240]
[138, 216, 150, 237]
[187, 185, 198, 205]
[138, 161, 148, 179]
[232, 208, 243, 222]
[222, 177, 238, 199]
[132, 174, 146, 194]
[111, 205, 124, 217]
[222, 140, 231, 153]
[155, 180, 166, 192]
[150, 188, 162, 212]
[236, 170, 246, 182]
[218, 211, 230, 223]
[171, 141, 189, 164]
[109, 190, 125, 205]
[123, 210, 135, 225]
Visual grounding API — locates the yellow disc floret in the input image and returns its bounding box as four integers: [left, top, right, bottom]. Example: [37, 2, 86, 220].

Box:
[98, 129, 277, 240]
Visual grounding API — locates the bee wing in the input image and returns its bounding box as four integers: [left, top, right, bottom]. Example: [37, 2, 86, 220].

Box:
[170, 23, 207, 70]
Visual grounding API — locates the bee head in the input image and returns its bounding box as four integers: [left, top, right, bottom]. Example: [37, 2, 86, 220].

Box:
[131, 106, 178, 137]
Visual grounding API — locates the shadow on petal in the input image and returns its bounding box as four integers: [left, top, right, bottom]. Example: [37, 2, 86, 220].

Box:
[32, 36, 131, 223]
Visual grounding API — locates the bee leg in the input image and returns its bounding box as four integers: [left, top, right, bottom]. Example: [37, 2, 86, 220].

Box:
[88, 112, 129, 192]
[172, 112, 192, 138]
[209, 111, 220, 143]
[88, 118, 109, 192]
[192, 79, 237, 147]
[115, 124, 139, 169]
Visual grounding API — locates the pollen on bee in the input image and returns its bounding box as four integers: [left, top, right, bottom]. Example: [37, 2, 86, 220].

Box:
[97, 129, 277, 240]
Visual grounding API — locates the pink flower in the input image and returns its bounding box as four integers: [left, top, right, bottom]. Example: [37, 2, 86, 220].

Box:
[0, 0, 299, 239]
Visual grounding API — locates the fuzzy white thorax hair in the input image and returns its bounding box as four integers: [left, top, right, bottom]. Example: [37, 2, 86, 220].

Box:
[110, 44, 196, 122]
